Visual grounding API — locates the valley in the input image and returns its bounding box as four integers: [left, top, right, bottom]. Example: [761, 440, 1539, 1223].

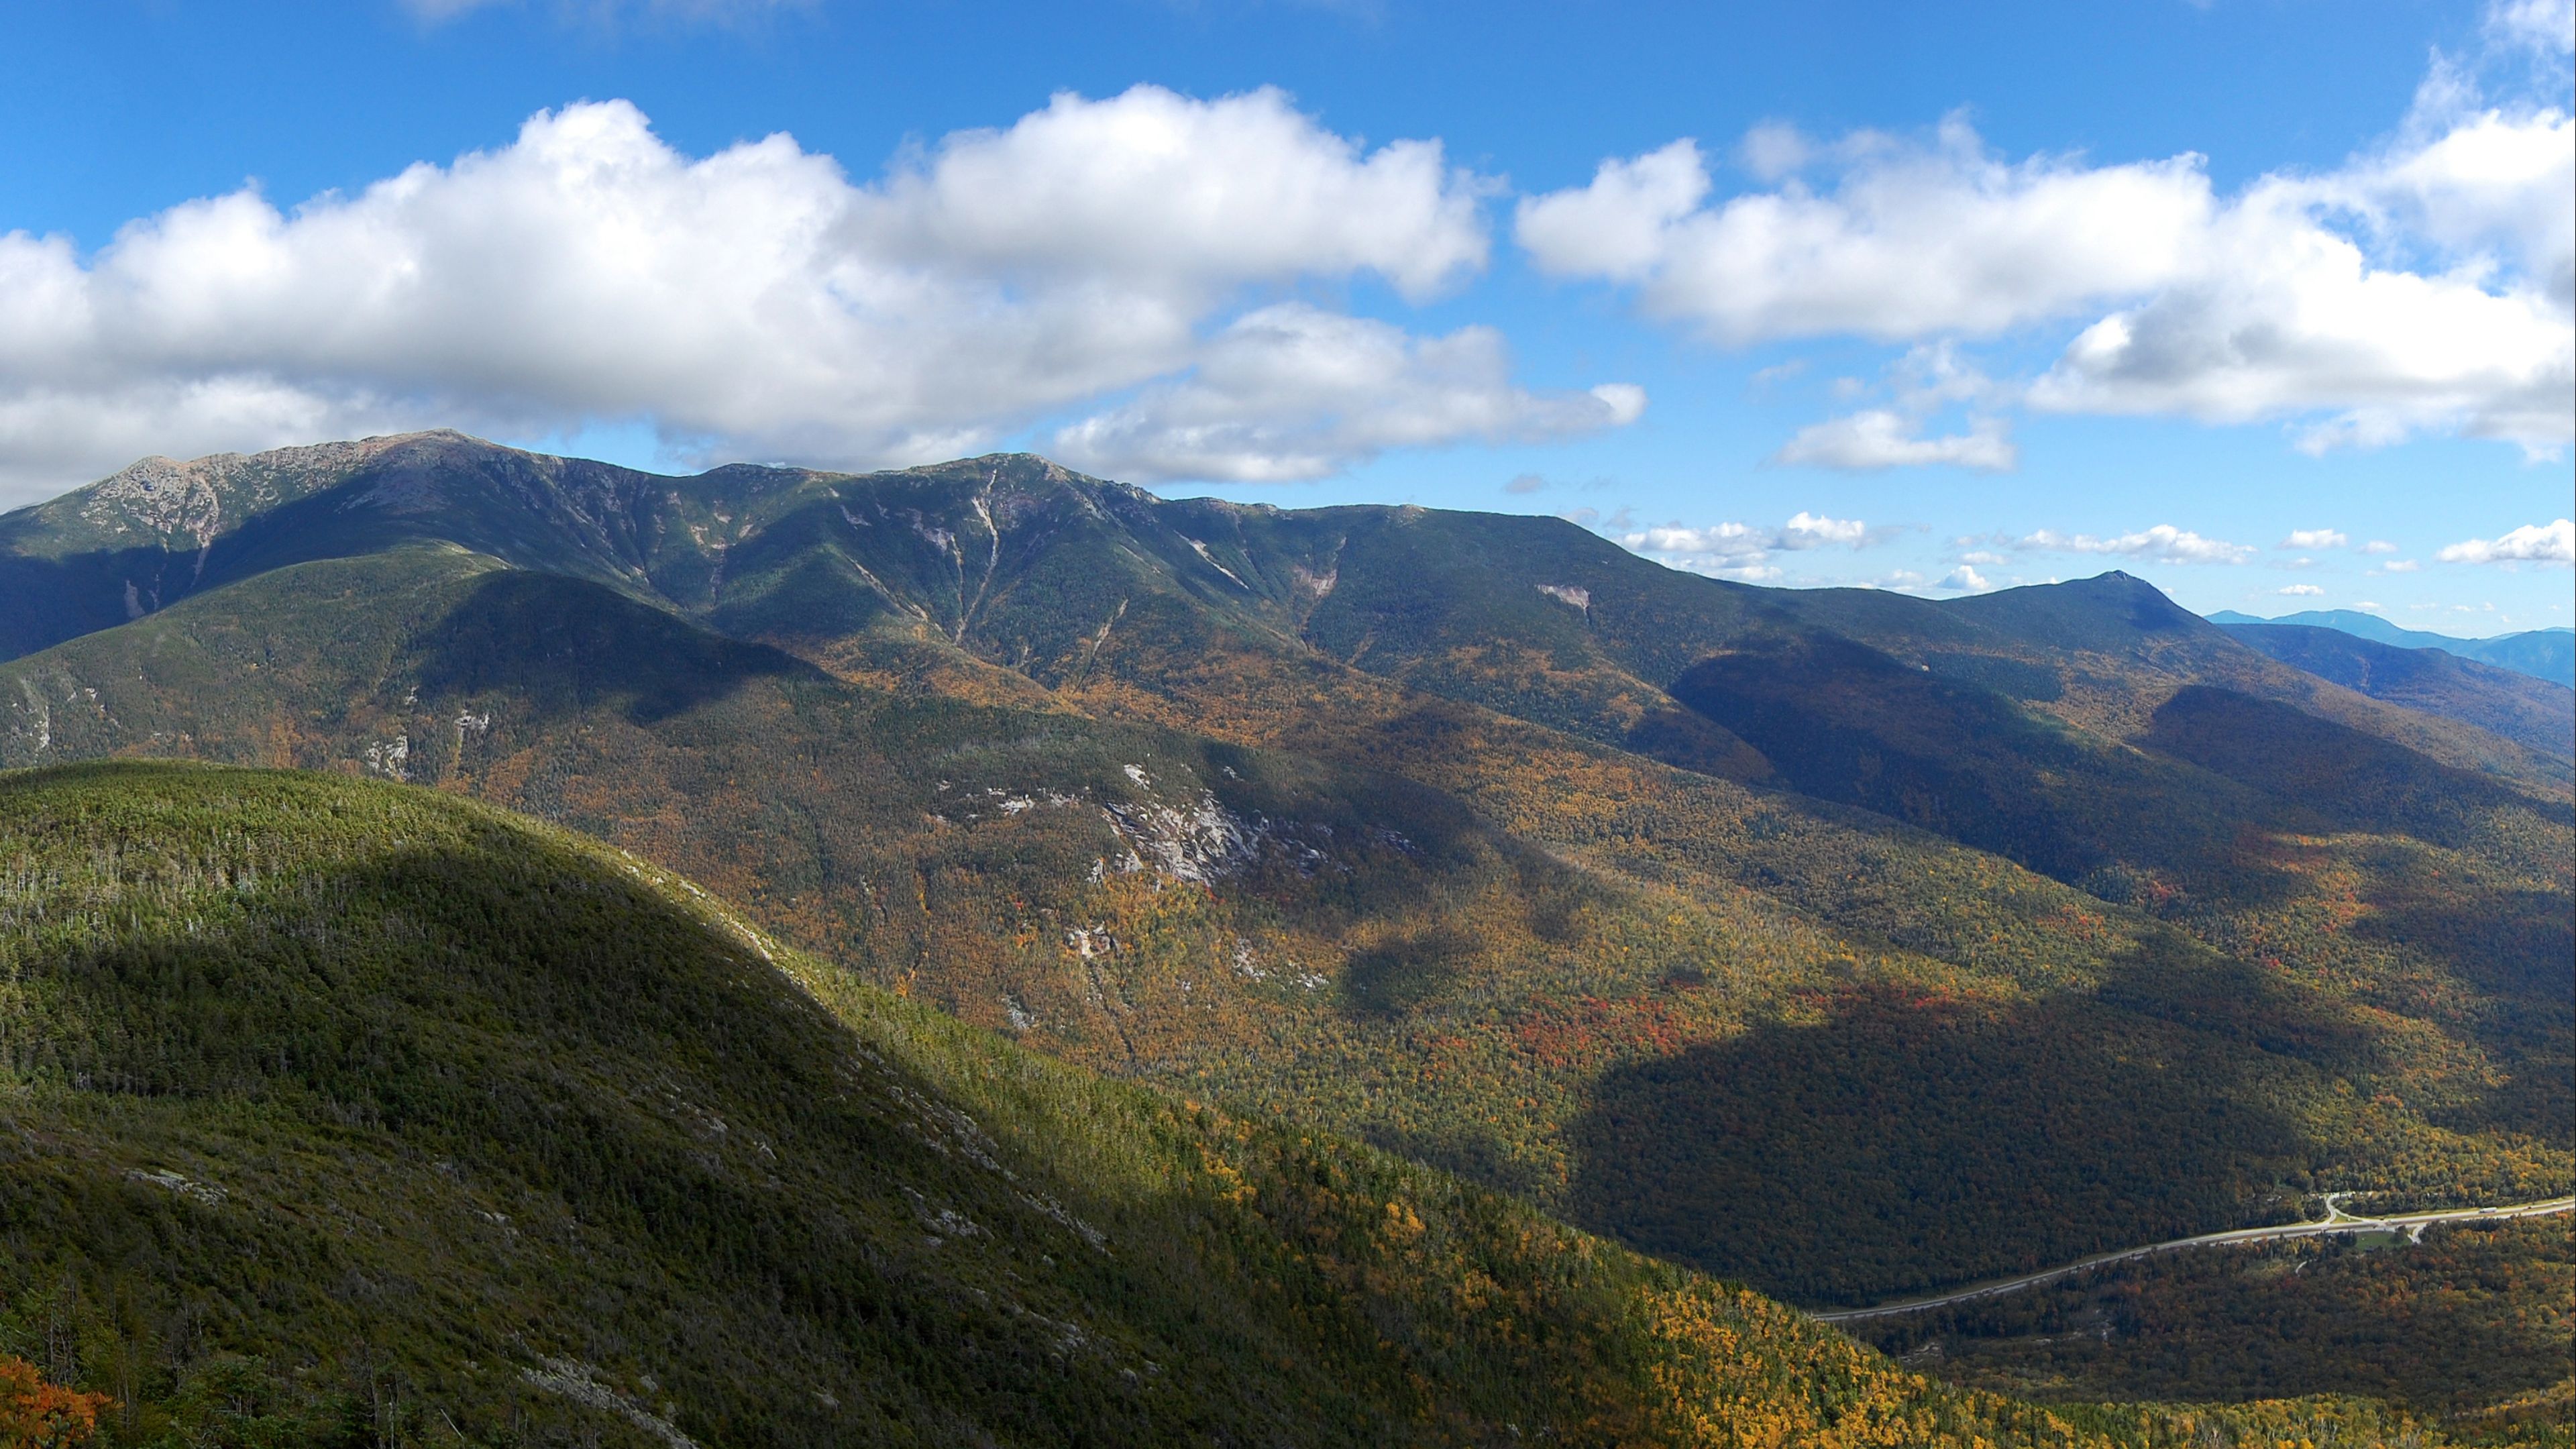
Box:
[1, 433, 2568, 1442]
[1811, 1195, 2576, 1324]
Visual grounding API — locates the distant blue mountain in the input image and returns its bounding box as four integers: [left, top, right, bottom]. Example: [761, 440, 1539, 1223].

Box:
[2208, 609, 2575, 688]
[2208, 608, 2477, 649]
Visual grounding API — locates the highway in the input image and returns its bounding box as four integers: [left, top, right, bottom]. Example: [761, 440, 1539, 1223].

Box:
[1805, 1194, 2575, 1325]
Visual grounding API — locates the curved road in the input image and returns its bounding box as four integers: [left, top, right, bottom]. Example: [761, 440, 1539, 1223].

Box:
[1806, 1195, 2575, 1325]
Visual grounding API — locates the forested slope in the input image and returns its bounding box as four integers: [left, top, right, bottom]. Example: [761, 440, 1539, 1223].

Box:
[1, 434, 2565, 1375]
[1, 760, 2404, 1448]
[0, 761, 2084, 1446]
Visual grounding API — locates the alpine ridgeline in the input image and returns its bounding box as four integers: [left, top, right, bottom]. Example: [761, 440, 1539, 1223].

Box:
[2, 434, 2567, 1422]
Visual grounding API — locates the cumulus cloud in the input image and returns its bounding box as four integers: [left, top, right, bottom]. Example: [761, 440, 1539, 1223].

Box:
[1517, 121, 2212, 343]
[2282, 528, 2349, 549]
[1778, 511, 1873, 548]
[855, 88, 1490, 303]
[1515, 140, 1713, 286]
[1613, 508, 1890, 580]
[2359, 539, 2399, 553]
[1625, 521, 1764, 558]
[1770, 340, 2018, 471]
[2025, 170, 2572, 454]
[2278, 583, 2326, 596]
[1773, 410, 2015, 470]
[2019, 81, 2574, 453]
[0, 89, 1636, 504]
[2436, 518, 2575, 563]
[2015, 524, 2255, 564]
[1049, 306, 1642, 482]
[1516, 41, 2575, 457]
[2486, 0, 2576, 56]
[1939, 564, 1992, 592]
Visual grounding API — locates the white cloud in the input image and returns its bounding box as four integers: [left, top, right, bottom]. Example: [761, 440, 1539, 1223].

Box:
[2278, 583, 2326, 596]
[1959, 549, 2008, 565]
[2359, 539, 2399, 553]
[2436, 517, 2575, 562]
[1939, 564, 1992, 592]
[0, 90, 1632, 504]
[1049, 306, 1642, 482]
[1626, 522, 1764, 558]
[1778, 511, 1871, 548]
[855, 87, 1490, 303]
[1614, 508, 1889, 578]
[2024, 74, 2574, 453]
[1514, 140, 1713, 286]
[2015, 524, 2255, 564]
[2486, 0, 2576, 56]
[2371, 559, 2424, 574]
[2362, 107, 2575, 308]
[2281, 528, 2349, 549]
[1518, 80, 2575, 456]
[1773, 410, 2015, 470]
[1518, 118, 2211, 343]
[1739, 123, 1815, 182]
[2025, 172, 2573, 455]
[1770, 340, 2018, 471]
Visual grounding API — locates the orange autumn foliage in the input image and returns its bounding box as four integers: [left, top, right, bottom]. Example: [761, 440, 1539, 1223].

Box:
[0, 1358, 108, 1448]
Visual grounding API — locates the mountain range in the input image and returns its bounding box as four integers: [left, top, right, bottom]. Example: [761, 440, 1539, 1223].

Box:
[1, 432, 2567, 1442]
[2209, 608, 2576, 690]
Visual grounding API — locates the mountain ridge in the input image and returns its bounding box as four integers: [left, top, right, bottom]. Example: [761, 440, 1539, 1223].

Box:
[10, 431, 2562, 796]
[2, 433, 2567, 1418]
[2209, 608, 2576, 689]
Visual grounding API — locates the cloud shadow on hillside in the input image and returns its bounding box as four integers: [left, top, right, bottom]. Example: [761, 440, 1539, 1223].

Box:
[411, 569, 819, 728]
[1563, 951, 2369, 1307]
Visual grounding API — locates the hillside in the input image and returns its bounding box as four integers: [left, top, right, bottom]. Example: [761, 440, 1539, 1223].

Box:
[1857, 1215, 2572, 1416]
[0, 435, 2567, 1384]
[4, 760, 2155, 1448]
[9, 537, 2567, 1308]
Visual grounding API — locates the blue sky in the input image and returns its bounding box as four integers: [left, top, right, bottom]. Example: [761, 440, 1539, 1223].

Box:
[2, 0, 2569, 633]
